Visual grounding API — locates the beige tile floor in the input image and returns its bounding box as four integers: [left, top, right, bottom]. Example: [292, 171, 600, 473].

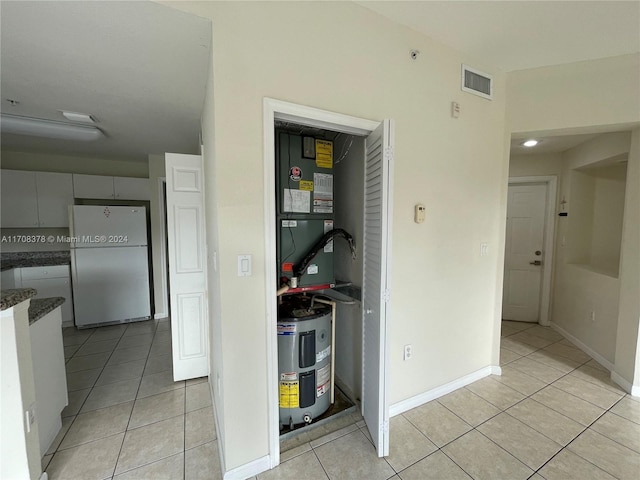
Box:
[45, 320, 640, 479]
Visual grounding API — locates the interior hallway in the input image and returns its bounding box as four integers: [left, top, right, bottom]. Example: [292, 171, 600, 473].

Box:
[44, 320, 639, 479]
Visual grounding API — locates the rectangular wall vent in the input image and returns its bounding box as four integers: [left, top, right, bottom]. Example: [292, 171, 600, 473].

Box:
[461, 64, 493, 100]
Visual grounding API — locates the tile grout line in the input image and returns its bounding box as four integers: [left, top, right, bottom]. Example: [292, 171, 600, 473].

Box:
[56, 321, 163, 478]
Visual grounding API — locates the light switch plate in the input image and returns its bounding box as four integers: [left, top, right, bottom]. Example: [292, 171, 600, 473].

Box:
[238, 255, 251, 277]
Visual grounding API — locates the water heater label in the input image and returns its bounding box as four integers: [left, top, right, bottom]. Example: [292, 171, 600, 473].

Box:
[316, 346, 331, 363]
[280, 372, 297, 381]
[277, 324, 297, 335]
[316, 364, 330, 398]
[279, 381, 299, 408]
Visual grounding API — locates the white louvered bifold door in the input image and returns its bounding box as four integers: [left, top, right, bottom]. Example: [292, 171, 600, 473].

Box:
[362, 119, 394, 457]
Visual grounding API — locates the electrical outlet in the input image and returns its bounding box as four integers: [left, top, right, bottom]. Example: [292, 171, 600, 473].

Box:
[403, 344, 412, 361]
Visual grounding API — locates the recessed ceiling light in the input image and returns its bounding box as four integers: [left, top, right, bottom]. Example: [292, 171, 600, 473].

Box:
[522, 139, 538, 147]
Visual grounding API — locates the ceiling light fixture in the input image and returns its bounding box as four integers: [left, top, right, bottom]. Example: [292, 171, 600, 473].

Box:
[522, 139, 538, 147]
[61, 111, 96, 124]
[0, 114, 104, 141]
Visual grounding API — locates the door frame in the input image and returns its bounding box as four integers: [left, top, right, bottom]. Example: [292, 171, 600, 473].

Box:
[263, 98, 385, 467]
[506, 176, 557, 326]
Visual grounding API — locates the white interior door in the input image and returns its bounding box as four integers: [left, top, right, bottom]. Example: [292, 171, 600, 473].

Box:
[362, 119, 393, 457]
[503, 183, 547, 322]
[165, 153, 208, 381]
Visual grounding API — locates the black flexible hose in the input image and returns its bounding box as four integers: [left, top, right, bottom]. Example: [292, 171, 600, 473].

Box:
[293, 228, 356, 279]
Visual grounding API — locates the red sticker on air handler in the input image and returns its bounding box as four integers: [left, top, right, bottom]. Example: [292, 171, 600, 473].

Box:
[282, 263, 294, 272]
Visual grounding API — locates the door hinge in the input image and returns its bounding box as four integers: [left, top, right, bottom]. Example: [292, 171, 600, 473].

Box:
[384, 146, 394, 162]
[381, 420, 389, 434]
[382, 289, 390, 303]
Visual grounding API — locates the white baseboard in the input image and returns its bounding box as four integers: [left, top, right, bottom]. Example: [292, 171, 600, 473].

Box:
[389, 365, 498, 417]
[154, 313, 168, 320]
[223, 455, 271, 480]
[549, 322, 615, 371]
[610, 371, 640, 397]
[61, 320, 74, 328]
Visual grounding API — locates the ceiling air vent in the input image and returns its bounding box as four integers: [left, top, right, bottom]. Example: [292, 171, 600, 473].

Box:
[461, 64, 493, 100]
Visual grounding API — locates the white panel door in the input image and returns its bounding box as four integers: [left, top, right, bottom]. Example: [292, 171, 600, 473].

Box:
[165, 153, 208, 381]
[362, 119, 393, 457]
[502, 184, 547, 322]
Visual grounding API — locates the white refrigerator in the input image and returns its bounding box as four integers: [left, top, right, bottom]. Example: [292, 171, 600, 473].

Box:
[70, 205, 151, 328]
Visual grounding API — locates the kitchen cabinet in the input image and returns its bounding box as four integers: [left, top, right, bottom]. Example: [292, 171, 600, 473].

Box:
[1, 170, 39, 227]
[1, 269, 16, 290]
[72, 174, 114, 199]
[15, 266, 74, 325]
[0, 170, 74, 228]
[29, 304, 67, 457]
[35, 172, 75, 227]
[114, 176, 150, 200]
[73, 174, 150, 200]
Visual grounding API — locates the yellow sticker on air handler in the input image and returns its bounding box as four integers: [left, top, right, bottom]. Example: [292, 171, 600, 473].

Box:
[279, 381, 299, 408]
[315, 139, 333, 169]
[299, 180, 314, 191]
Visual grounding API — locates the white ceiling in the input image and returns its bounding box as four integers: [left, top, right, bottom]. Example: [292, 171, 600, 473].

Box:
[1, 1, 638, 162]
[359, 1, 640, 72]
[0, 1, 211, 162]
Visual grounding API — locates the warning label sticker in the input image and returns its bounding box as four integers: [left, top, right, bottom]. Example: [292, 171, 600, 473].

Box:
[280, 381, 299, 408]
[307, 264, 319, 275]
[277, 323, 297, 335]
[316, 362, 330, 397]
[315, 139, 333, 169]
[280, 372, 297, 381]
[324, 220, 334, 253]
[317, 382, 329, 398]
[282, 220, 297, 228]
[299, 180, 314, 191]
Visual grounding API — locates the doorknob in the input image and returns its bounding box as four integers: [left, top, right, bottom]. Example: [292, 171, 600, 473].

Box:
[366, 309, 373, 314]
[529, 260, 542, 266]
[535, 250, 542, 256]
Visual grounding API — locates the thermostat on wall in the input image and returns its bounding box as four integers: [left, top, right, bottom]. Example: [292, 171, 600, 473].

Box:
[415, 204, 426, 223]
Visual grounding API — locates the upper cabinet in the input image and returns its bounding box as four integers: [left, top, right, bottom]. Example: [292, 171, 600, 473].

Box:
[1, 170, 74, 228]
[114, 176, 150, 201]
[36, 172, 75, 227]
[72, 174, 114, 199]
[73, 174, 150, 201]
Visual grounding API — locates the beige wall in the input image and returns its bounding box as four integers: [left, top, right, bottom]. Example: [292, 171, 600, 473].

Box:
[614, 128, 640, 386]
[508, 54, 640, 134]
[507, 56, 640, 390]
[509, 153, 563, 178]
[166, 0, 508, 472]
[552, 134, 631, 364]
[1, 150, 149, 177]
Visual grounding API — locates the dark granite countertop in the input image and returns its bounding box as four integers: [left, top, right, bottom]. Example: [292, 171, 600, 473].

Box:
[1, 288, 37, 310]
[29, 297, 65, 325]
[1, 251, 71, 271]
